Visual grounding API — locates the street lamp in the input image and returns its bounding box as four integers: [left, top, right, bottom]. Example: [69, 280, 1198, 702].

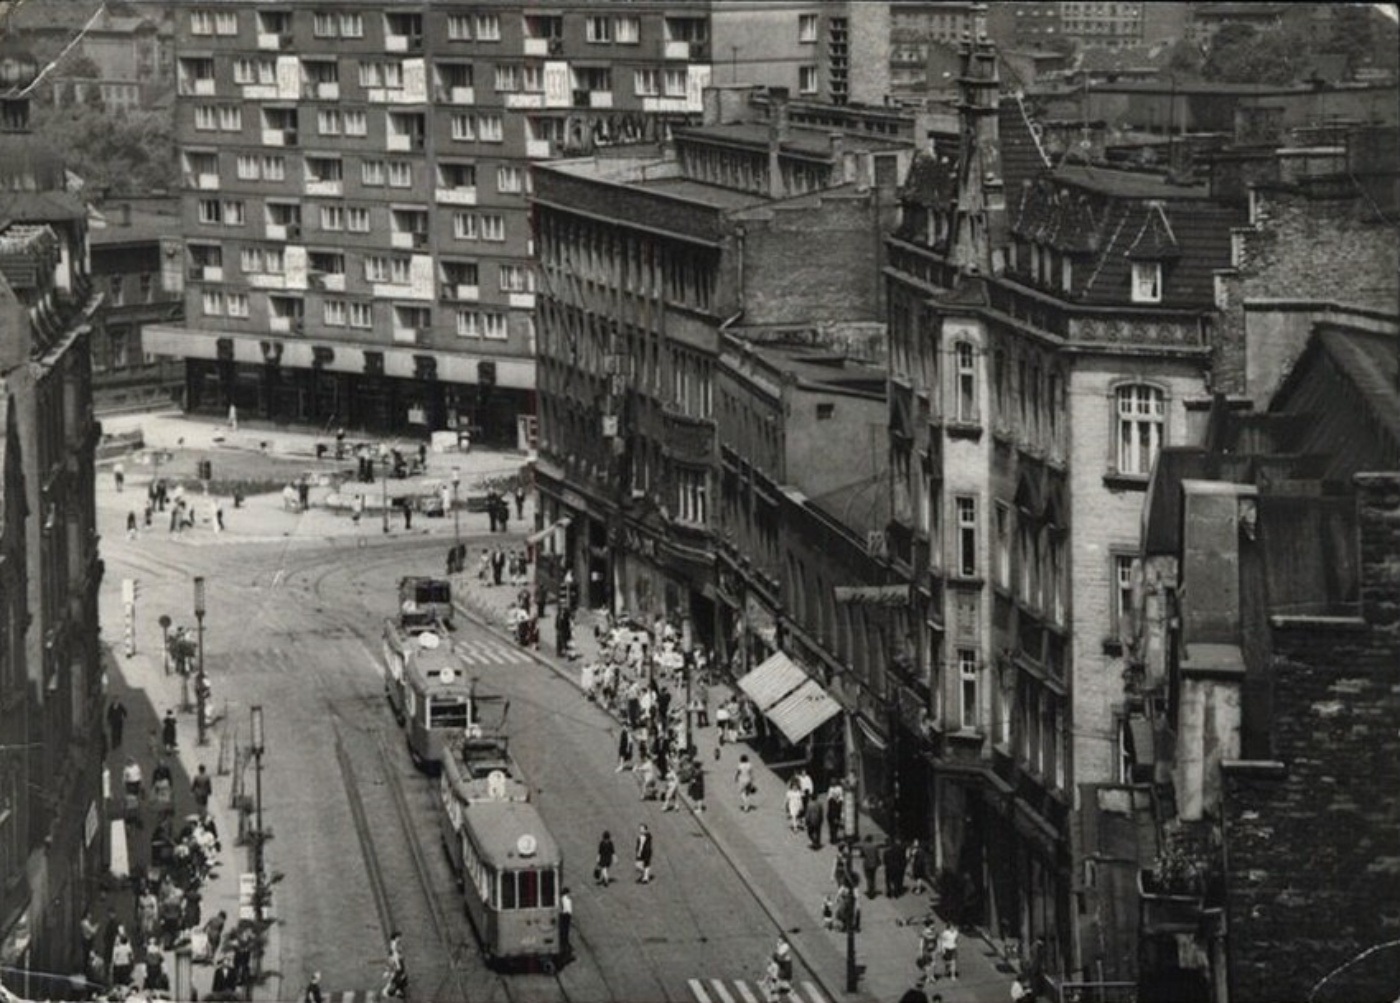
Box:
[451, 467, 461, 557]
[381, 447, 390, 534]
[158, 614, 172, 676]
[194, 578, 208, 746]
[681, 615, 693, 752]
[249, 705, 266, 998]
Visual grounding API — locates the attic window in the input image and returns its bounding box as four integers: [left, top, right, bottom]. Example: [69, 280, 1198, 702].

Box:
[816, 402, 835, 420]
[1130, 261, 1161, 304]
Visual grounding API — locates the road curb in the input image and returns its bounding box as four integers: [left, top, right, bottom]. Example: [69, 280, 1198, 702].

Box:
[451, 591, 863, 1002]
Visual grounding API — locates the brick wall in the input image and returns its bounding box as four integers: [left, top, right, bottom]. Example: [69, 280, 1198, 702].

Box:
[1221, 473, 1400, 1003]
[739, 192, 883, 325]
[1213, 184, 1400, 401]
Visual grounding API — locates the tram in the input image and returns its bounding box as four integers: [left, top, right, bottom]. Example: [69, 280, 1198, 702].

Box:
[440, 711, 531, 806]
[398, 576, 454, 631]
[441, 796, 562, 967]
[383, 624, 475, 769]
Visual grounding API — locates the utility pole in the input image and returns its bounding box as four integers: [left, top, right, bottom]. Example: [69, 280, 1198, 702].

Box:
[194, 577, 208, 746]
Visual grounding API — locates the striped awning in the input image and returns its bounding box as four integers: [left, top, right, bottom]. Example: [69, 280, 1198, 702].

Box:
[737, 651, 807, 711]
[765, 678, 842, 744]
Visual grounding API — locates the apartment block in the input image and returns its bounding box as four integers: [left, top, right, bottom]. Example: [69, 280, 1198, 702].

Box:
[148, 1, 727, 446]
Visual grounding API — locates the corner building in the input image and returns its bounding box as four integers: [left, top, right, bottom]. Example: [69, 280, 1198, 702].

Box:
[881, 39, 1243, 986]
[151, 1, 878, 445]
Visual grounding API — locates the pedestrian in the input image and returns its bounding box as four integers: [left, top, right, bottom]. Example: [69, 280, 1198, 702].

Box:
[687, 757, 707, 813]
[304, 971, 324, 1003]
[908, 838, 929, 895]
[228, 403, 238, 431]
[382, 930, 406, 998]
[110, 928, 134, 986]
[885, 837, 906, 897]
[938, 921, 960, 980]
[861, 835, 880, 898]
[1011, 974, 1033, 1003]
[770, 937, 794, 992]
[898, 975, 932, 1003]
[826, 784, 844, 844]
[492, 547, 505, 586]
[595, 830, 615, 886]
[202, 910, 227, 962]
[126, 510, 138, 539]
[486, 491, 499, 532]
[191, 764, 213, 812]
[785, 778, 805, 833]
[161, 709, 178, 754]
[210, 955, 237, 1001]
[796, 767, 814, 806]
[513, 483, 525, 520]
[917, 918, 938, 972]
[169, 503, 180, 533]
[107, 697, 127, 750]
[335, 426, 346, 459]
[558, 887, 573, 961]
[144, 501, 153, 527]
[215, 501, 225, 532]
[634, 822, 653, 883]
[114, 462, 125, 492]
[232, 931, 253, 989]
[661, 767, 680, 811]
[804, 796, 824, 850]
[736, 753, 756, 812]
[615, 727, 633, 772]
[403, 499, 413, 530]
[298, 478, 310, 510]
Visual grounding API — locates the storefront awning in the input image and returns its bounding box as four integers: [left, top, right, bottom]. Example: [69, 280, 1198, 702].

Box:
[526, 516, 572, 547]
[765, 678, 842, 744]
[737, 651, 808, 711]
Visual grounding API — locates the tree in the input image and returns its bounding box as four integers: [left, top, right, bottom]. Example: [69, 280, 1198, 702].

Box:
[1202, 22, 1311, 85]
[27, 101, 178, 197]
[1328, 4, 1376, 76]
[1164, 40, 1204, 80]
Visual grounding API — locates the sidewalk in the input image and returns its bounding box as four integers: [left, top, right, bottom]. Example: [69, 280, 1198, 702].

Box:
[454, 575, 1019, 1003]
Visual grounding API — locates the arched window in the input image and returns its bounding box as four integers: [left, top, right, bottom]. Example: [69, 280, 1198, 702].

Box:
[1115, 384, 1164, 477]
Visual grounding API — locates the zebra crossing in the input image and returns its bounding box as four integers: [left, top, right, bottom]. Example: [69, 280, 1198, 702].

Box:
[688, 977, 830, 1003]
[453, 635, 531, 667]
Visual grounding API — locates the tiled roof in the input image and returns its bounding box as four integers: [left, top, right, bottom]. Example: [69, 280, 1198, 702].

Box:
[1124, 203, 1181, 260]
[1314, 326, 1400, 450]
[0, 190, 86, 223]
[90, 205, 177, 246]
[998, 96, 1052, 193]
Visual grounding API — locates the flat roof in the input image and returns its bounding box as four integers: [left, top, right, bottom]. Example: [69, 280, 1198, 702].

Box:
[677, 122, 907, 158]
[632, 176, 769, 210]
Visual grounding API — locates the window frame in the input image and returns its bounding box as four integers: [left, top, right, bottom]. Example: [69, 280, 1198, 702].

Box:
[1112, 382, 1166, 478]
[1130, 260, 1162, 303]
[955, 495, 978, 579]
[957, 648, 979, 732]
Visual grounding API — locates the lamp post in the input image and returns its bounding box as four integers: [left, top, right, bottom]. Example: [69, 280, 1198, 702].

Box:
[681, 615, 693, 752]
[381, 447, 390, 534]
[250, 705, 266, 918]
[194, 577, 208, 746]
[451, 467, 461, 555]
[158, 614, 172, 676]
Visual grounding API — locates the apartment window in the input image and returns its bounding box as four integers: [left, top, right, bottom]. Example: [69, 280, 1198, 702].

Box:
[107, 275, 124, 306]
[477, 115, 504, 142]
[586, 16, 613, 42]
[799, 66, 819, 94]
[499, 264, 532, 293]
[958, 649, 979, 731]
[1111, 554, 1134, 639]
[956, 496, 977, 577]
[312, 12, 338, 37]
[1130, 261, 1161, 303]
[139, 273, 153, 302]
[615, 16, 641, 44]
[494, 65, 520, 93]
[634, 69, 659, 96]
[1053, 705, 1065, 790]
[340, 13, 363, 38]
[678, 469, 707, 524]
[663, 69, 687, 97]
[475, 14, 500, 41]
[1115, 384, 1164, 476]
[222, 201, 245, 225]
[317, 109, 342, 136]
[799, 13, 819, 42]
[954, 340, 978, 423]
[446, 15, 471, 41]
[453, 212, 478, 240]
[994, 502, 1012, 589]
[214, 11, 237, 35]
[496, 165, 523, 193]
[344, 110, 367, 137]
[323, 299, 346, 326]
[191, 11, 213, 35]
[451, 115, 475, 141]
[480, 214, 505, 242]
[227, 293, 249, 319]
[349, 302, 373, 328]
[194, 107, 217, 131]
[305, 157, 342, 184]
[320, 206, 344, 231]
[201, 290, 224, 315]
[457, 310, 507, 339]
[439, 163, 476, 190]
[359, 62, 404, 90]
[388, 161, 413, 187]
[347, 207, 371, 233]
[262, 155, 285, 181]
[522, 65, 543, 93]
[361, 160, 385, 186]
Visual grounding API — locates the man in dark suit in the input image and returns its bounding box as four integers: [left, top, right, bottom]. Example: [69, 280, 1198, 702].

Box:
[635, 823, 654, 883]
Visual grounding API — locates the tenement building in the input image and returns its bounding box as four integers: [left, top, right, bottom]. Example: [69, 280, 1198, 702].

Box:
[880, 38, 1245, 986]
[146, 1, 889, 446]
[531, 86, 916, 650]
[0, 50, 106, 994]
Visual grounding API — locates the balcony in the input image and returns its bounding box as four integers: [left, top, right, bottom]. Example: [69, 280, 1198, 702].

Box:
[434, 186, 476, 206]
[386, 133, 412, 152]
[523, 37, 549, 57]
[248, 274, 286, 290]
[440, 283, 479, 302]
[260, 129, 287, 147]
[268, 314, 293, 333]
[504, 93, 544, 110]
[385, 34, 423, 53]
[193, 173, 219, 190]
[191, 265, 223, 282]
[265, 223, 288, 241]
[309, 82, 339, 100]
[391, 326, 421, 344]
[390, 231, 428, 250]
[525, 139, 552, 159]
[181, 78, 217, 96]
[258, 32, 293, 51]
[305, 179, 342, 197]
[436, 86, 475, 105]
[664, 40, 691, 60]
[507, 291, 535, 310]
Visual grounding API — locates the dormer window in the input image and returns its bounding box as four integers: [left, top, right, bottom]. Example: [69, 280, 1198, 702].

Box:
[1130, 261, 1161, 304]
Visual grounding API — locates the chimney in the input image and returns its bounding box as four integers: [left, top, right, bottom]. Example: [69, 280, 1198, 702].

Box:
[768, 87, 790, 200]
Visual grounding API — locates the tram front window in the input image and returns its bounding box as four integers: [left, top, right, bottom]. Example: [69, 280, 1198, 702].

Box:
[429, 696, 470, 729]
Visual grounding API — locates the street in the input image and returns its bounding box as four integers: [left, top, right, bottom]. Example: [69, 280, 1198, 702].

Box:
[97, 447, 801, 1003]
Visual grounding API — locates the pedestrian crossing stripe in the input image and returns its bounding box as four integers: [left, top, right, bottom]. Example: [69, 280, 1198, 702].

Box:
[453, 638, 526, 665]
[688, 978, 828, 1003]
[324, 993, 381, 1003]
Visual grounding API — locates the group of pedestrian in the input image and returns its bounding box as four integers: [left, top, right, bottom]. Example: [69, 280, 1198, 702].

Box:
[594, 822, 655, 887]
[484, 487, 514, 532]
